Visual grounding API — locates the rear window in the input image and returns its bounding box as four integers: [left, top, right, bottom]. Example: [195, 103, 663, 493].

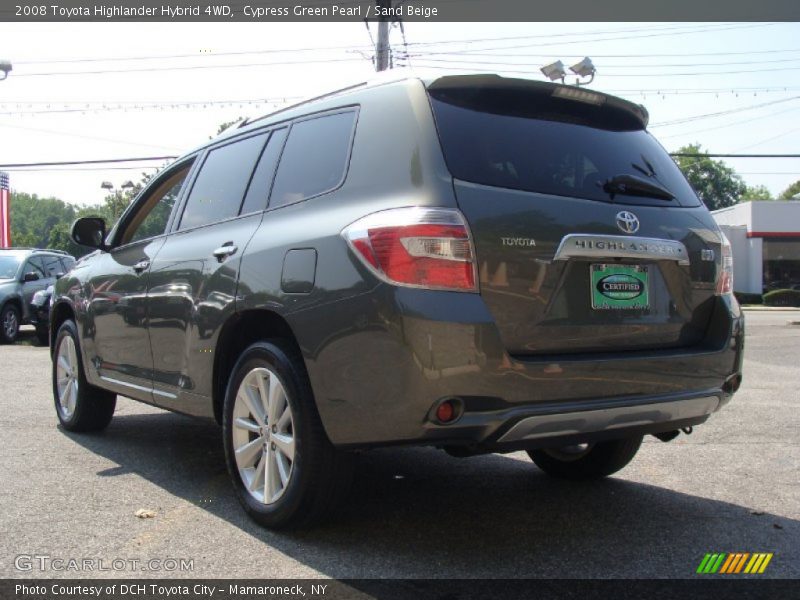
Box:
[429, 89, 699, 207]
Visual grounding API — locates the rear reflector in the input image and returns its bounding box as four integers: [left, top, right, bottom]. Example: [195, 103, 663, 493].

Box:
[342, 207, 478, 292]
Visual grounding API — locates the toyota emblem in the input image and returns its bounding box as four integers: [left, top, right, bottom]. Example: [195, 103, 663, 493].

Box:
[615, 211, 640, 234]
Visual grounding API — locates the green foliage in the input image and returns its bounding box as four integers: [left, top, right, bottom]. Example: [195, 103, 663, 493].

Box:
[763, 289, 800, 307]
[734, 291, 763, 305]
[741, 185, 772, 202]
[779, 180, 800, 200]
[674, 144, 747, 211]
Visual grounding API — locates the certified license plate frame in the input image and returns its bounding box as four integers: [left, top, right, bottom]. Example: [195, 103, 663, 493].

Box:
[590, 263, 650, 310]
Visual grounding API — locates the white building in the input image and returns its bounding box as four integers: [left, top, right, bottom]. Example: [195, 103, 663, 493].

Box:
[712, 201, 800, 294]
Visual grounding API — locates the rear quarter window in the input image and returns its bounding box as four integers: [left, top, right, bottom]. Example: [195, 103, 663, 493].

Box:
[269, 110, 357, 209]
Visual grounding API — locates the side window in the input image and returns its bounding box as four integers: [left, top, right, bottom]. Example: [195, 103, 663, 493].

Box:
[24, 257, 46, 278]
[40, 255, 64, 277]
[59, 257, 75, 273]
[123, 162, 194, 245]
[270, 111, 356, 208]
[240, 128, 288, 215]
[178, 133, 268, 231]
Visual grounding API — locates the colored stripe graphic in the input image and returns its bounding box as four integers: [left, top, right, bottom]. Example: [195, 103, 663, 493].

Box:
[698, 552, 773, 574]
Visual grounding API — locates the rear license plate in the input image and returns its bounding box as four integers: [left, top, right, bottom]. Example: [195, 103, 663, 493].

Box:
[591, 264, 649, 310]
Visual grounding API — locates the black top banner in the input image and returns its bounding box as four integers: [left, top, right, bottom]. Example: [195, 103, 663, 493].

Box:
[1, 0, 799, 22]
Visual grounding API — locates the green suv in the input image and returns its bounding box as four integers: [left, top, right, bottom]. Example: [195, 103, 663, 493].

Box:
[51, 74, 744, 528]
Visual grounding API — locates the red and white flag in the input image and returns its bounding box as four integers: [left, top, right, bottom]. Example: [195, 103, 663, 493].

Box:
[0, 171, 10, 248]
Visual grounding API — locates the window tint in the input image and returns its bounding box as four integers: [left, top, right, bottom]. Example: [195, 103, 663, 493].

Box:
[240, 128, 288, 215]
[429, 92, 700, 207]
[270, 111, 356, 208]
[179, 134, 268, 230]
[124, 162, 194, 245]
[25, 257, 47, 278]
[40, 255, 64, 277]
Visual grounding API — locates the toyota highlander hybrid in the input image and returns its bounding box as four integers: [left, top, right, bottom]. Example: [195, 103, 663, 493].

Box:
[50, 74, 744, 528]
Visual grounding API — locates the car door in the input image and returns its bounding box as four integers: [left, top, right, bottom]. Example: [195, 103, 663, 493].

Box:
[19, 256, 48, 321]
[147, 128, 287, 415]
[84, 159, 195, 402]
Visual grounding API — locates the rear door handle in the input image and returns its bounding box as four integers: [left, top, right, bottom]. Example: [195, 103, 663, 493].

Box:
[212, 243, 238, 262]
[133, 259, 150, 273]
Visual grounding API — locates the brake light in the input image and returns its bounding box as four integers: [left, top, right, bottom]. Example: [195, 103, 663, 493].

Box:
[716, 231, 734, 296]
[342, 207, 478, 292]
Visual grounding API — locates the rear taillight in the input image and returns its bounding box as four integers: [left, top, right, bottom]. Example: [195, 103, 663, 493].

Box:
[342, 207, 478, 292]
[716, 231, 734, 296]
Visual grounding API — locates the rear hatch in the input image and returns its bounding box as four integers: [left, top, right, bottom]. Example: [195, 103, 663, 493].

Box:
[427, 75, 724, 355]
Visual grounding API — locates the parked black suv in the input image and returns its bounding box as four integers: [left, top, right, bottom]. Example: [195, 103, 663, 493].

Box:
[51, 74, 744, 528]
[0, 248, 75, 344]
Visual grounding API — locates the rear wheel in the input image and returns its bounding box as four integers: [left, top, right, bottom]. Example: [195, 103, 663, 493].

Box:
[52, 320, 116, 432]
[527, 436, 643, 480]
[223, 340, 354, 529]
[1, 303, 20, 344]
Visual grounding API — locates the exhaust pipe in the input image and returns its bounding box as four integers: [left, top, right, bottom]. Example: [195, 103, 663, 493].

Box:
[653, 426, 693, 443]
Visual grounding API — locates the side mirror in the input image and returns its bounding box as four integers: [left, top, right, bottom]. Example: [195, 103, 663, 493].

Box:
[71, 217, 107, 249]
[55, 272, 65, 280]
[23, 271, 40, 282]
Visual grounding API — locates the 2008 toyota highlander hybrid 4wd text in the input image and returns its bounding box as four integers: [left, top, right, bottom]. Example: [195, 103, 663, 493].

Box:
[50, 74, 744, 529]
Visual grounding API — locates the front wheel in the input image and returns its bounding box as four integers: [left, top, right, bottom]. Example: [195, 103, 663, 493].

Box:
[52, 320, 116, 432]
[0, 303, 20, 344]
[223, 341, 354, 529]
[527, 436, 643, 480]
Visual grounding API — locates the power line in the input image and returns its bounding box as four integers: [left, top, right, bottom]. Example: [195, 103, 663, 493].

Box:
[650, 96, 800, 128]
[13, 56, 370, 78]
[658, 105, 800, 139]
[4, 166, 162, 172]
[0, 157, 177, 168]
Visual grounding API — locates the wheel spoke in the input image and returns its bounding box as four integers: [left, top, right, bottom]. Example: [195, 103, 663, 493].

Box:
[275, 451, 291, 486]
[67, 339, 78, 370]
[273, 431, 295, 461]
[266, 448, 280, 502]
[234, 435, 264, 468]
[255, 372, 271, 424]
[239, 386, 265, 426]
[234, 417, 260, 433]
[248, 451, 266, 493]
[277, 404, 292, 430]
[58, 355, 71, 373]
[267, 376, 285, 426]
[67, 380, 78, 413]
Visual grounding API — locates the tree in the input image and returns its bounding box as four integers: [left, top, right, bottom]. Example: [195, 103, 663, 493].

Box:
[213, 117, 244, 138]
[674, 144, 747, 211]
[779, 180, 800, 200]
[741, 185, 773, 201]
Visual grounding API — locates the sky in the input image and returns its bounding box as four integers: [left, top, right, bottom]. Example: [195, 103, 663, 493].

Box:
[0, 21, 798, 206]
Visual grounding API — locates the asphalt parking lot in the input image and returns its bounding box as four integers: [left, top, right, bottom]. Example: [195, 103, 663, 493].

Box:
[0, 311, 797, 579]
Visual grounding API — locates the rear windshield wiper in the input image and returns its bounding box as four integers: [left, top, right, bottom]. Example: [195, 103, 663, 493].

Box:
[600, 173, 675, 201]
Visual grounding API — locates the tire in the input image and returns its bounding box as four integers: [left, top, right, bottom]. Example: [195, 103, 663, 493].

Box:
[36, 325, 49, 346]
[527, 436, 643, 480]
[223, 340, 354, 529]
[0, 303, 20, 344]
[52, 320, 117, 432]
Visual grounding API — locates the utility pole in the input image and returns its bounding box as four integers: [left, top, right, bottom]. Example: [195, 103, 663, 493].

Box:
[374, 0, 391, 72]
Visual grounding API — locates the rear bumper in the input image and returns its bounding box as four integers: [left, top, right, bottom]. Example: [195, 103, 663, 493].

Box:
[296, 286, 744, 448]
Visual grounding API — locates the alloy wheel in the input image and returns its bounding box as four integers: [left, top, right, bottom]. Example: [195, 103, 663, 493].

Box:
[3, 309, 18, 339]
[232, 367, 296, 504]
[55, 336, 79, 419]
